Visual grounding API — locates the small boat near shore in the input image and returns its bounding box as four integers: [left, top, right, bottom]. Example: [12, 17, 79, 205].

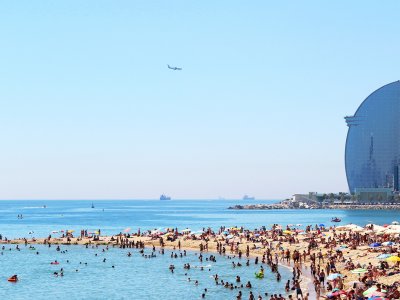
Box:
[331, 217, 341, 222]
[160, 194, 171, 201]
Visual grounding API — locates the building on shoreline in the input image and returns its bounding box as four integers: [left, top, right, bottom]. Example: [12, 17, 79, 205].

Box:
[345, 81, 400, 196]
[290, 82, 400, 206]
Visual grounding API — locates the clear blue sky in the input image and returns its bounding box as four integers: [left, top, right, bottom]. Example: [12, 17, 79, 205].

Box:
[1, 1, 399, 199]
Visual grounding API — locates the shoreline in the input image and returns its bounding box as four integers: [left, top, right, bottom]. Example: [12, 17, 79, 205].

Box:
[2, 236, 314, 298]
[229, 203, 400, 210]
[5, 222, 400, 299]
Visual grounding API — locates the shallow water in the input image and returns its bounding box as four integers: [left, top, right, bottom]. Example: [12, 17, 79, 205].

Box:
[0, 244, 291, 300]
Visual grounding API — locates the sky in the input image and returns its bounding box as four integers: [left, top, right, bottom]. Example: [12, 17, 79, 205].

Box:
[0, 1, 400, 200]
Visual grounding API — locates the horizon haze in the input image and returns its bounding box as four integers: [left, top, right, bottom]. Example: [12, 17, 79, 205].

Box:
[1, 1, 400, 199]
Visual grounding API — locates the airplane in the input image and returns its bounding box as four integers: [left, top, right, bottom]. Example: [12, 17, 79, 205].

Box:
[167, 64, 182, 71]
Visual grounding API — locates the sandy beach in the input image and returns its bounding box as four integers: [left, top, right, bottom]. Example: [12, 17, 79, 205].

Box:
[4, 223, 400, 299]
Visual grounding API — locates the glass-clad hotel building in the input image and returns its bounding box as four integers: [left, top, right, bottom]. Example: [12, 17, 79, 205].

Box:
[345, 81, 400, 194]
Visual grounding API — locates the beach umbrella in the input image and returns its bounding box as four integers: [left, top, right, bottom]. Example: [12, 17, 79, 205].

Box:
[283, 230, 292, 234]
[364, 291, 386, 297]
[226, 234, 234, 239]
[369, 242, 381, 247]
[384, 228, 400, 234]
[335, 226, 347, 231]
[377, 253, 392, 259]
[326, 273, 343, 281]
[190, 231, 203, 235]
[123, 227, 131, 233]
[382, 241, 395, 246]
[344, 224, 364, 231]
[351, 268, 367, 274]
[363, 287, 382, 296]
[386, 256, 400, 262]
[319, 224, 325, 227]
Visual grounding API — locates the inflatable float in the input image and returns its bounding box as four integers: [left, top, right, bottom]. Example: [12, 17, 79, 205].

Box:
[8, 276, 17, 282]
[50, 262, 59, 265]
[255, 272, 264, 279]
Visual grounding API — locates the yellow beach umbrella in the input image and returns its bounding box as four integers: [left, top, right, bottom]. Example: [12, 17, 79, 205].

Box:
[387, 256, 400, 262]
[283, 230, 292, 234]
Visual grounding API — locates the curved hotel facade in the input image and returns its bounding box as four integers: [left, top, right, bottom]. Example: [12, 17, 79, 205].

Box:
[345, 81, 400, 197]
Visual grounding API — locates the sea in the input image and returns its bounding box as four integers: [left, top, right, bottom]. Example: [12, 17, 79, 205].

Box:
[0, 199, 398, 300]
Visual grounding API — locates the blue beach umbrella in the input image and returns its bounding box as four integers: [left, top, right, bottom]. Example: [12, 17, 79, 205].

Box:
[382, 241, 395, 246]
[377, 253, 392, 259]
[319, 224, 325, 227]
[369, 242, 381, 248]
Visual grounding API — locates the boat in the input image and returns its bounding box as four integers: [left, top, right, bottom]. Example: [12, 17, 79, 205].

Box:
[331, 217, 341, 222]
[160, 194, 171, 201]
[243, 195, 255, 200]
[91, 202, 95, 208]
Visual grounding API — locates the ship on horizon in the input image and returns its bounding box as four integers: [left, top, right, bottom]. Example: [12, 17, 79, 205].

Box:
[160, 194, 171, 201]
[243, 195, 255, 200]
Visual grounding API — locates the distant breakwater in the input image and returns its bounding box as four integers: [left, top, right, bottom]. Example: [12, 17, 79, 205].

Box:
[228, 203, 400, 210]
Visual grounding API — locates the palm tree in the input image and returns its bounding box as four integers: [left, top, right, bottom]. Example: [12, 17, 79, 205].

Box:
[340, 194, 345, 204]
[351, 194, 357, 205]
[329, 193, 335, 206]
[369, 195, 374, 205]
[322, 193, 328, 205]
